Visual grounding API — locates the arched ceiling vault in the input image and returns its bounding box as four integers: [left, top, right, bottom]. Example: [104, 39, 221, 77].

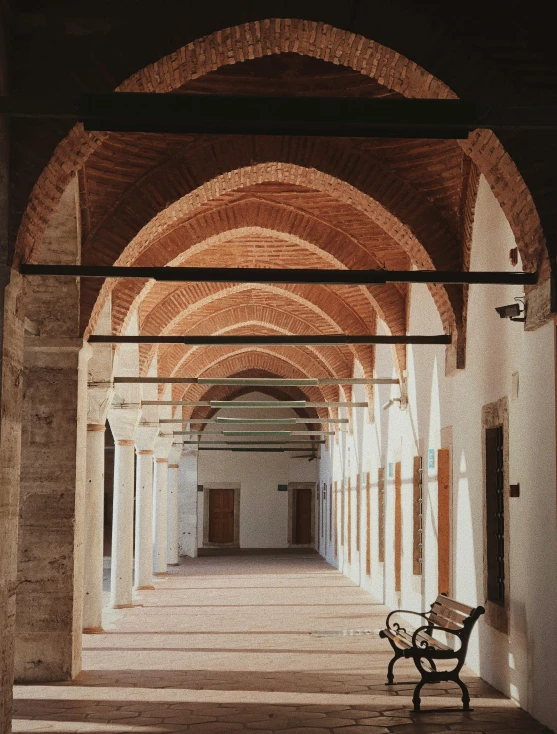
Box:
[162, 347, 349, 412]
[17, 18, 545, 282]
[185, 382, 331, 430]
[15, 17, 549, 394]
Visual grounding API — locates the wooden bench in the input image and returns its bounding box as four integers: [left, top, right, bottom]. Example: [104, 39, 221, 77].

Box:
[379, 594, 485, 711]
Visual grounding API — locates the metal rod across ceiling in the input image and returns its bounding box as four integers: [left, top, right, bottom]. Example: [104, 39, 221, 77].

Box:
[113, 376, 398, 385]
[2, 96, 557, 138]
[20, 264, 536, 286]
[142, 400, 367, 408]
[181, 440, 325, 445]
[90, 334, 451, 345]
[160, 417, 348, 424]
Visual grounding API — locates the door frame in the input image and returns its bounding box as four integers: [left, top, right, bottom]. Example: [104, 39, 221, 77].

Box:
[288, 482, 316, 547]
[202, 483, 241, 547]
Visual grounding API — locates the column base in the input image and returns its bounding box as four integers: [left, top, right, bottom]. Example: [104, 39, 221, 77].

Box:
[153, 571, 169, 576]
[111, 603, 135, 609]
[83, 627, 105, 634]
[134, 585, 156, 590]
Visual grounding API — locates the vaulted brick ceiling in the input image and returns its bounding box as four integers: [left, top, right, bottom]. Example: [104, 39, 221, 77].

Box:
[72, 51, 479, 397]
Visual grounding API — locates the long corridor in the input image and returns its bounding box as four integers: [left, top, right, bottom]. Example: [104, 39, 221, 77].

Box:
[13, 553, 550, 733]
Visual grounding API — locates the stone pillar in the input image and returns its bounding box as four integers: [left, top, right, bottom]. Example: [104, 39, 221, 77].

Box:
[167, 443, 182, 566]
[178, 445, 199, 558]
[82, 331, 114, 634]
[153, 434, 173, 574]
[108, 407, 140, 608]
[82, 424, 106, 632]
[134, 426, 159, 590]
[0, 269, 25, 731]
[16, 337, 90, 682]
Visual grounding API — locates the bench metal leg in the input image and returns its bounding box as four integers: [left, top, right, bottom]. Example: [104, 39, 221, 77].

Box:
[386, 650, 403, 684]
[412, 680, 425, 711]
[455, 676, 471, 711]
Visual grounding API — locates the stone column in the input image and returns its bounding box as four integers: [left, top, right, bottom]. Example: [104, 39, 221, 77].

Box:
[82, 337, 113, 633]
[108, 407, 140, 608]
[82, 424, 106, 632]
[153, 434, 174, 574]
[167, 443, 182, 566]
[134, 426, 159, 590]
[0, 269, 25, 730]
[16, 337, 90, 682]
[178, 445, 199, 558]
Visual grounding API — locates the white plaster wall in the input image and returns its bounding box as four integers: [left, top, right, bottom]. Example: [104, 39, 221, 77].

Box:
[197, 392, 319, 548]
[318, 176, 557, 732]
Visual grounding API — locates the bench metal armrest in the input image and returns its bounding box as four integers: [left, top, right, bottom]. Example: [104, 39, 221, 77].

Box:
[385, 609, 429, 634]
[411, 624, 463, 653]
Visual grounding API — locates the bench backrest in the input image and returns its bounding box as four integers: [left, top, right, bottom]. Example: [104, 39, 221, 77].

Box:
[425, 594, 485, 654]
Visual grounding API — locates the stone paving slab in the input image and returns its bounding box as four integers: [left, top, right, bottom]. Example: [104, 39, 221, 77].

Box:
[13, 553, 551, 733]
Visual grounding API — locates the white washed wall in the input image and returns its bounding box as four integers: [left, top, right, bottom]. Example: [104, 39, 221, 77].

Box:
[319, 176, 557, 732]
[197, 392, 319, 548]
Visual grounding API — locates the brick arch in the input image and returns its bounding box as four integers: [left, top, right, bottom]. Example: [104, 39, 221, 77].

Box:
[88, 160, 455, 344]
[136, 281, 376, 377]
[187, 383, 330, 428]
[160, 346, 348, 408]
[17, 17, 545, 286]
[173, 352, 334, 407]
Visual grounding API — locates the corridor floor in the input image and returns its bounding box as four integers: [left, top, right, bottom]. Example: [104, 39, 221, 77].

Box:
[13, 552, 551, 733]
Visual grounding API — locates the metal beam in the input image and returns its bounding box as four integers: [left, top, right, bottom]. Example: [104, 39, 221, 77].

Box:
[20, 264, 537, 286]
[2, 95, 557, 138]
[160, 417, 348, 424]
[89, 334, 450, 346]
[197, 447, 314, 453]
[141, 400, 367, 408]
[181, 440, 325, 446]
[178, 430, 333, 436]
[113, 376, 398, 385]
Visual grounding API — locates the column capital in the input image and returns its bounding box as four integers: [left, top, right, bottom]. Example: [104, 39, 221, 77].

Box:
[134, 424, 160, 452]
[136, 449, 154, 456]
[155, 457, 168, 464]
[154, 432, 174, 460]
[117, 439, 135, 447]
[107, 405, 141, 443]
[87, 424, 106, 432]
[168, 442, 183, 466]
[169, 464, 179, 469]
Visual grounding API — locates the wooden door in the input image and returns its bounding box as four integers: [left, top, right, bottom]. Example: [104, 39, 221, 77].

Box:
[294, 487, 312, 544]
[437, 448, 451, 595]
[209, 488, 235, 544]
[394, 462, 402, 592]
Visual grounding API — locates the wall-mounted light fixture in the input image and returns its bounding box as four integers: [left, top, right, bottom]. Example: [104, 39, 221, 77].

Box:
[382, 397, 402, 411]
[495, 298, 525, 322]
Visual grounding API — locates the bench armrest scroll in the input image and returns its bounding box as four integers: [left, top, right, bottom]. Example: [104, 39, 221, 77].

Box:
[411, 624, 463, 652]
[385, 609, 429, 633]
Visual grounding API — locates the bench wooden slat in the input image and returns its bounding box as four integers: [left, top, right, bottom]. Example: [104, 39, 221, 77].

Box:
[431, 601, 467, 626]
[428, 610, 465, 631]
[434, 594, 474, 616]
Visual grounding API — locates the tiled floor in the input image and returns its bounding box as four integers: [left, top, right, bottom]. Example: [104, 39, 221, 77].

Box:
[13, 552, 551, 733]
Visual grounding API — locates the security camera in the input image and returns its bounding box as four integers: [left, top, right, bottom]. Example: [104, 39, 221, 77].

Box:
[495, 302, 525, 322]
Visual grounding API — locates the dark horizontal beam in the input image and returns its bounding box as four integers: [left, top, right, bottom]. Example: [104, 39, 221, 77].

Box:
[90, 334, 450, 346]
[2, 95, 557, 138]
[182, 441, 325, 446]
[113, 376, 397, 385]
[197, 447, 316, 453]
[19, 264, 537, 286]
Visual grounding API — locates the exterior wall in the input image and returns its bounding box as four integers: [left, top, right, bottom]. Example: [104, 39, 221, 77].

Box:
[197, 393, 318, 549]
[319, 176, 557, 732]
